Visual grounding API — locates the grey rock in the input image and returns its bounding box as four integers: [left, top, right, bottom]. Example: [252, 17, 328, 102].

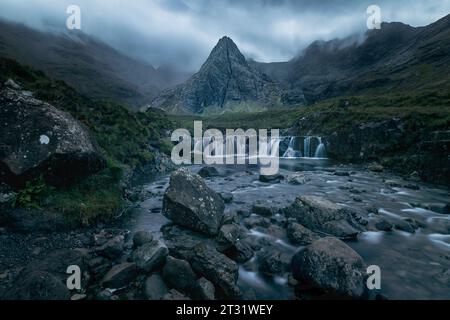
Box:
[258, 247, 291, 276]
[287, 222, 321, 245]
[220, 192, 233, 203]
[163, 289, 190, 300]
[0, 87, 105, 188]
[191, 243, 240, 299]
[198, 166, 220, 178]
[96, 235, 125, 259]
[286, 173, 309, 185]
[283, 195, 365, 238]
[133, 231, 153, 248]
[252, 202, 274, 217]
[144, 274, 168, 300]
[242, 215, 271, 228]
[195, 277, 215, 300]
[259, 174, 284, 183]
[133, 240, 168, 272]
[163, 168, 224, 236]
[101, 262, 137, 289]
[162, 256, 197, 291]
[5, 271, 70, 300]
[216, 224, 248, 252]
[292, 237, 365, 298]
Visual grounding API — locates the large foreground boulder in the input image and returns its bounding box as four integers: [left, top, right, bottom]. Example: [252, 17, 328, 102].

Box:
[283, 195, 366, 238]
[0, 84, 106, 188]
[163, 168, 224, 236]
[292, 237, 365, 298]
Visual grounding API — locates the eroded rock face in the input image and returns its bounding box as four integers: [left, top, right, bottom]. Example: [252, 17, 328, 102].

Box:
[148, 37, 285, 114]
[163, 168, 224, 236]
[0, 85, 106, 188]
[283, 195, 366, 238]
[292, 237, 365, 298]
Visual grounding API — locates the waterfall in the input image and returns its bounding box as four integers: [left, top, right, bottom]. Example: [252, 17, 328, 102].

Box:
[304, 136, 312, 158]
[314, 137, 327, 158]
[282, 137, 302, 158]
[282, 136, 327, 159]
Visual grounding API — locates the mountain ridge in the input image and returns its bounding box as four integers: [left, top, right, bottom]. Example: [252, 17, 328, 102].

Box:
[0, 19, 189, 110]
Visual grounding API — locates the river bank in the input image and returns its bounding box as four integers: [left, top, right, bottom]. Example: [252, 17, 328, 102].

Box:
[1, 158, 448, 300]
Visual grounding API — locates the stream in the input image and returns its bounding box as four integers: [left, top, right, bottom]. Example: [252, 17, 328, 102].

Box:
[123, 158, 450, 300]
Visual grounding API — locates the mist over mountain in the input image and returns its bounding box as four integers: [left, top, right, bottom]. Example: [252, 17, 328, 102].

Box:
[148, 14, 449, 114]
[252, 14, 450, 103]
[0, 20, 190, 110]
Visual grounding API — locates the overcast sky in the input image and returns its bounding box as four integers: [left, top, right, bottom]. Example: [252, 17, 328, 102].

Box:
[1, 0, 449, 71]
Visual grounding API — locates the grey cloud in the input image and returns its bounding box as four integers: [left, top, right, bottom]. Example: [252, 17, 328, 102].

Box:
[0, 0, 449, 71]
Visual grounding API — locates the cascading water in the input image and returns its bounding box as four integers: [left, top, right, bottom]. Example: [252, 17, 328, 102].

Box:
[304, 136, 312, 158]
[282, 137, 302, 158]
[282, 136, 327, 159]
[314, 137, 327, 158]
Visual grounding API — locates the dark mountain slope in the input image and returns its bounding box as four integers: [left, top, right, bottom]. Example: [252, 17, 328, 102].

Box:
[253, 14, 450, 104]
[0, 20, 189, 110]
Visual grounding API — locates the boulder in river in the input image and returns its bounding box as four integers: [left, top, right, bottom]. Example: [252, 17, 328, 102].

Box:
[283, 195, 365, 238]
[163, 168, 224, 236]
[292, 237, 365, 298]
[287, 222, 321, 245]
[198, 166, 220, 178]
[0, 85, 106, 188]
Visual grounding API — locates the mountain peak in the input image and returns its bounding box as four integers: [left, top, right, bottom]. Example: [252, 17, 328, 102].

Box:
[206, 36, 246, 66]
[148, 36, 283, 114]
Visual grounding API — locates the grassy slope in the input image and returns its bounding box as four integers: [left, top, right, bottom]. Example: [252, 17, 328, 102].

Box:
[0, 58, 175, 225]
[170, 90, 450, 132]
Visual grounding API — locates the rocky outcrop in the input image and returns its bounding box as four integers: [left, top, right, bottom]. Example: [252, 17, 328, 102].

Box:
[292, 237, 365, 298]
[163, 168, 225, 236]
[283, 195, 366, 238]
[147, 37, 284, 114]
[0, 82, 106, 188]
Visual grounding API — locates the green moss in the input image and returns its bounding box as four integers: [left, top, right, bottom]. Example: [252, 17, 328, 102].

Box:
[1, 58, 176, 224]
[45, 165, 125, 226]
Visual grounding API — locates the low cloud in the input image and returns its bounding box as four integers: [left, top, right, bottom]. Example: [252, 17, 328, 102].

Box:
[1, 0, 449, 71]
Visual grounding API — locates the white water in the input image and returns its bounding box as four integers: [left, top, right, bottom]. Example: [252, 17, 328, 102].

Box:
[282, 136, 327, 159]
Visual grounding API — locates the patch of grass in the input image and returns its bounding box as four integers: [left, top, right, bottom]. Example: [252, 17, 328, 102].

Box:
[44, 159, 125, 225]
[11, 176, 50, 209]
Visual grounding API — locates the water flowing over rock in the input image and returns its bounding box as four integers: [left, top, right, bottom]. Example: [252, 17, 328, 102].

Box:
[163, 168, 225, 236]
[282, 136, 327, 159]
[0, 85, 106, 188]
[283, 195, 366, 238]
[292, 237, 365, 298]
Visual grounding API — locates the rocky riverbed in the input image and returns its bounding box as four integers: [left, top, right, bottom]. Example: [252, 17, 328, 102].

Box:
[1, 159, 449, 300]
